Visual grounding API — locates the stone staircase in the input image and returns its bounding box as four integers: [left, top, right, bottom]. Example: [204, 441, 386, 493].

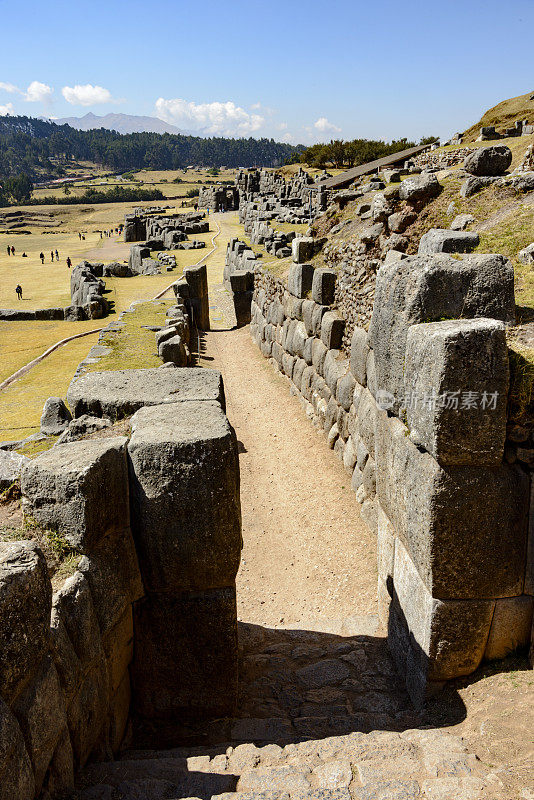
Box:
[73, 618, 506, 800]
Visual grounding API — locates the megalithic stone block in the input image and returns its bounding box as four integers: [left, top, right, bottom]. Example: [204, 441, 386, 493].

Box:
[288, 263, 314, 297]
[369, 253, 515, 413]
[375, 411, 529, 600]
[184, 263, 210, 331]
[127, 401, 241, 593]
[21, 438, 130, 552]
[389, 538, 495, 707]
[404, 318, 509, 465]
[311, 268, 336, 305]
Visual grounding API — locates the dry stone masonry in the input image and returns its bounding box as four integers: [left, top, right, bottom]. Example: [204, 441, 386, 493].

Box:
[250, 249, 533, 706]
[0, 367, 242, 798]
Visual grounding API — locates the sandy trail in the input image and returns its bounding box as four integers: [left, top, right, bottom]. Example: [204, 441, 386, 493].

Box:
[199, 213, 377, 630]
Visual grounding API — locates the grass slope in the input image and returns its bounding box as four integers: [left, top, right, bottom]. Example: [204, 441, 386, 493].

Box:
[462, 91, 534, 141]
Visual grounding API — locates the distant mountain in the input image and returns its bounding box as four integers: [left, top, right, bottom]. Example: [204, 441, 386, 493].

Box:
[51, 112, 192, 136]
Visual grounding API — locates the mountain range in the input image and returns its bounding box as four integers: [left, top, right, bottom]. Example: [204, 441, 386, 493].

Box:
[50, 112, 191, 136]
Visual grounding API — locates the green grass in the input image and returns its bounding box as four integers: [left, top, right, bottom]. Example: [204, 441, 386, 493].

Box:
[83, 300, 172, 373]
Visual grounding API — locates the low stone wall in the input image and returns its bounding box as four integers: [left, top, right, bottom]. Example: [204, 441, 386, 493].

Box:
[251, 255, 533, 705]
[0, 367, 241, 798]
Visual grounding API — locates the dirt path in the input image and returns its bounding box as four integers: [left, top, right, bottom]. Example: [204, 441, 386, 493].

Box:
[201, 298, 377, 631]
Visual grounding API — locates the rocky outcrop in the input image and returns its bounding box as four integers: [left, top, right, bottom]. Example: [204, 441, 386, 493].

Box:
[70, 262, 109, 320]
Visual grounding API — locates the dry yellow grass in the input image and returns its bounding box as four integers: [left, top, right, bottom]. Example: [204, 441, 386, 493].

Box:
[462, 91, 534, 141]
[0, 198, 219, 439]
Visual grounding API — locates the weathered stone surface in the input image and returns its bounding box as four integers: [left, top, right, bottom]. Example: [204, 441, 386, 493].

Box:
[464, 145, 512, 176]
[78, 526, 143, 636]
[356, 388, 378, 455]
[450, 213, 475, 231]
[0, 448, 30, 491]
[518, 242, 534, 265]
[0, 696, 35, 800]
[404, 319, 509, 465]
[484, 596, 534, 660]
[53, 572, 104, 667]
[323, 351, 349, 395]
[288, 263, 314, 298]
[12, 657, 67, 793]
[321, 312, 345, 350]
[128, 401, 241, 592]
[390, 538, 495, 702]
[40, 397, 72, 436]
[312, 339, 328, 376]
[336, 372, 356, 412]
[369, 254, 515, 411]
[132, 586, 238, 720]
[67, 367, 225, 419]
[311, 269, 336, 306]
[349, 328, 369, 386]
[67, 659, 109, 767]
[376, 412, 529, 599]
[0, 541, 51, 701]
[292, 238, 316, 265]
[158, 334, 188, 366]
[56, 414, 112, 444]
[398, 173, 441, 204]
[417, 229, 479, 255]
[388, 211, 417, 233]
[21, 437, 129, 552]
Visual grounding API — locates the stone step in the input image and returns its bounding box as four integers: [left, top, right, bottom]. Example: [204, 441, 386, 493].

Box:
[77, 729, 494, 800]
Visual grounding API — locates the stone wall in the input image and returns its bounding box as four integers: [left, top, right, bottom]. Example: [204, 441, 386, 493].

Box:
[250, 255, 534, 706]
[0, 367, 241, 798]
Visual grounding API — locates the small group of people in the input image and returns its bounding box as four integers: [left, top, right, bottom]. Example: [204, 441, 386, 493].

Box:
[39, 250, 59, 264]
[6, 245, 16, 256]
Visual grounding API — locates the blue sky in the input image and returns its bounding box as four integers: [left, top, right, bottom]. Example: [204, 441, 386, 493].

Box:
[0, 0, 532, 144]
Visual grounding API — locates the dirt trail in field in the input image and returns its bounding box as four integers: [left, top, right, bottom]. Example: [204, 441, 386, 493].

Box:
[199, 213, 377, 631]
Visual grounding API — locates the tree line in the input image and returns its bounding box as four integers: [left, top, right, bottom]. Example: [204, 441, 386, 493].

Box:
[293, 136, 437, 169]
[0, 116, 300, 179]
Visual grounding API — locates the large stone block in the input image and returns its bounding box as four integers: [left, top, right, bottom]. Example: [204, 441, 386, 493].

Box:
[0, 697, 35, 800]
[323, 350, 349, 395]
[311, 268, 336, 305]
[398, 173, 441, 204]
[369, 254, 515, 411]
[389, 538, 495, 705]
[376, 412, 529, 599]
[349, 327, 369, 386]
[67, 367, 225, 419]
[67, 659, 109, 768]
[320, 311, 345, 350]
[288, 263, 314, 297]
[127, 401, 241, 593]
[40, 397, 72, 436]
[464, 145, 512, 176]
[132, 586, 238, 720]
[78, 526, 143, 636]
[484, 596, 534, 660]
[12, 657, 67, 794]
[404, 319, 509, 465]
[0, 541, 51, 701]
[53, 572, 105, 668]
[311, 338, 328, 376]
[158, 334, 188, 366]
[355, 388, 378, 454]
[21, 437, 130, 552]
[0, 449, 29, 492]
[418, 229, 479, 254]
[291, 237, 315, 265]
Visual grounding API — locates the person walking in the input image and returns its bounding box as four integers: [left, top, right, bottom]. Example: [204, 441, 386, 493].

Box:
[6, 245, 10, 256]
[51, 250, 54, 262]
[15, 284, 22, 300]
[66, 256, 72, 269]
[55, 249, 59, 260]
[39, 251, 45, 264]
[11, 246, 15, 256]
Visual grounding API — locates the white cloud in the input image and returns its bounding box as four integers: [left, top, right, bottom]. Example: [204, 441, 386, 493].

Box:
[277, 122, 288, 131]
[314, 116, 341, 134]
[24, 81, 53, 103]
[62, 84, 115, 106]
[0, 82, 19, 94]
[155, 97, 264, 136]
[0, 102, 14, 115]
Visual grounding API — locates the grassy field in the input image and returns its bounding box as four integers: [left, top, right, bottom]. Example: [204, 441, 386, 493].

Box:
[0, 192, 218, 440]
